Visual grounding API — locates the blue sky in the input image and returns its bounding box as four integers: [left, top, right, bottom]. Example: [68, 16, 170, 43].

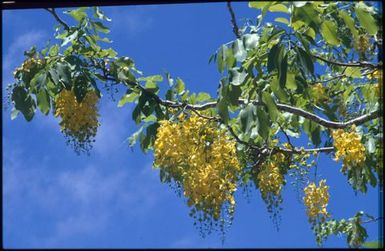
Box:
[2, 2, 381, 248]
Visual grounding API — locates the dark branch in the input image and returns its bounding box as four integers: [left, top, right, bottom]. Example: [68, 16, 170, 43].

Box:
[362, 216, 384, 224]
[276, 146, 335, 154]
[159, 99, 381, 129]
[45, 8, 70, 31]
[220, 120, 260, 151]
[313, 54, 381, 69]
[226, 1, 241, 39]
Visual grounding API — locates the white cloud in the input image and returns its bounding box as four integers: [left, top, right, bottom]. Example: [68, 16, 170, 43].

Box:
[107, 6, 155, 36]
[3, 135, 169, 248]
[38, 162, 167, 247]
[3, 30, 47, 73]
[93, 99, 133, 157]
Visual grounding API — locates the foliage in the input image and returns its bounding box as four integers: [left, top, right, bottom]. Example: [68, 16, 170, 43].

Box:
[6, 1, 382, 247]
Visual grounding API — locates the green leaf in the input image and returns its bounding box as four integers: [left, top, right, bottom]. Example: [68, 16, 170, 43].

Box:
[196, 92, 211, 102]
[366, 137, 376, 153]
[233, 39, 247, 61]
[138, 75, 162, 82]
[208, 52, 217, 64]
[143, 114, 157, 123]
[49, 44, 60, 56]
[296, 47, 314, 75]
[93, 21, 110, 33]
[269, 4, 289, 13]
[227, 84, 241, 106]
[293, 3, 322, 28]
[145, 80, 158, 90]
[118, 92, 138, 107]
[286, 72, 297, 90]
[243, 33, 259, 50]
[345, 67, 362, 78]
[268, 43, 283, 72]
[274, 17, 289, 25]
[175, 78, 185, 95]
[132, 94, 147, 124]
[217, 98, 229, 123]
[97, 36, 112, 43]
[141, 123, 159, 153]
[248, 1, 271, 9]
[355, 2, 378, 35]
[217, 45, 227, 73]
[11, 86, 36, 121]
[239, 103, 256, 133]
[61, 30, 79, 47]
[256, 107, 269, 140]
[320, 20, 340, 46]
[226, 47, 236, 68]
[278, 53, 288, 88]
[293, 2, 308, 8]
[114, 57, 134, 69]
[65, 7, 88, 22]
[270, 77, 288, 102]
[305, 27, 316, 40]
[11, 108, 20, 120]
[303, 119, 321, 146]
[262, 92, 279, 122]
[339, 10, 359, 39]
[30, 71, 48, 91]
[73, 78, 88, 103]
[229, 68, 247, 86]
[291, 20, 306, 31]
[128, 126, 144, 147]
[93, 7, 111, 21]
[165, 89, 175, 101]
[36, 88, 50, 115]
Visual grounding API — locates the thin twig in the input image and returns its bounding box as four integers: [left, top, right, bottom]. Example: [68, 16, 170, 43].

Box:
[190, 109, 220, 121]
[45, 8, 70, 31]
[362, 216, 384, 224]
[220, 120, 260, 150]
[275, 146, 335, 154]
[226, 1, 241, 39]
[277, 122, 294, 149]
[313, 54, 380, 69]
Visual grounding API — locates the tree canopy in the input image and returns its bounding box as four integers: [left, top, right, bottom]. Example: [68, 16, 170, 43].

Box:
[6, 1, 383, 248]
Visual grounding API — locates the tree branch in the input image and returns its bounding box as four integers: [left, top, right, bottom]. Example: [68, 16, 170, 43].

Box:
[159, 99, 380, 129]
[362, 216, 384, 224]
[276, 146, 334, 154]
[45, 8, 70, 31]
[313, 54, 381, 69]
[226, 1, 241, 39]
[99, 67, 382, 130]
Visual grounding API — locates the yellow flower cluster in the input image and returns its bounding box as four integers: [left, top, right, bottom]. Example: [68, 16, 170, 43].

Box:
[367, 70, 382, 97]
[332, 125, 366, 170]
[303, 179, 330, 222]
[13, 57, 45, 77]
[154, 113, 241, 224]
[367, 70, 382, 80]
[54, 89, 100, 152]
[355, 35, 370, 54]
[374, 83, 381, 98]
[311, 83, 328, 103]
[257, 153, 285, 199]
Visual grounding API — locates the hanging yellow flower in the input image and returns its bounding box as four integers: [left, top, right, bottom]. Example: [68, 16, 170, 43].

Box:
[304, 179, 330, 223]
[154, 112, 240, 230]
[332, 125, 366, 171]
[55, 89, 100, 153]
